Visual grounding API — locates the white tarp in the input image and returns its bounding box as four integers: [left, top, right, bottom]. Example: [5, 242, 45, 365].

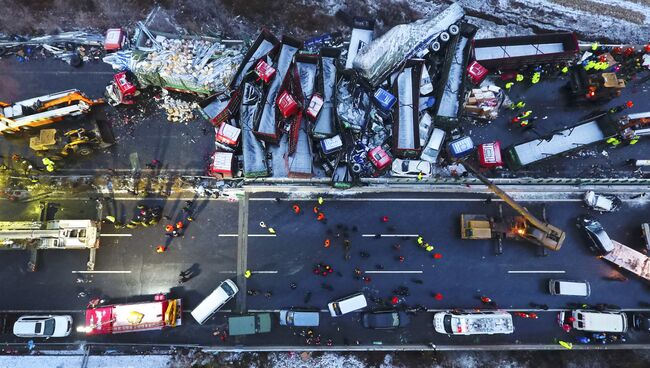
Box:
[512, 120, 605, 166]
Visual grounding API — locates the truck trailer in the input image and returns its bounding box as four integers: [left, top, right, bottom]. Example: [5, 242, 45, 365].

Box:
[472, 32, 579, 71]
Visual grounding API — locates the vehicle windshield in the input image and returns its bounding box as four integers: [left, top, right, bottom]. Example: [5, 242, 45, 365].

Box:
[221, 282, 234, 296]
[422, 148, 437, 157]
[43, 319, 56, 336]
[585, 220, 604, 234]
[443, 315, 452, 333]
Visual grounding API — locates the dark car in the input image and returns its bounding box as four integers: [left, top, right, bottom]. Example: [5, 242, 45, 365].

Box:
[633, 314, 650, 331]
[361, 310, 410, 329]
[577, 215, 614, 255]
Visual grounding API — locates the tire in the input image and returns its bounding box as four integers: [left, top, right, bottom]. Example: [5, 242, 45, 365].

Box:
[439, 32, 450, 42]
[2, 129, 22, 138]
[431, 41, 441, 52]
[76, 145, 94, 156]
[351, 163, 362, 174]
[448, 24, 460, 35]
[69, 54, 82, 68]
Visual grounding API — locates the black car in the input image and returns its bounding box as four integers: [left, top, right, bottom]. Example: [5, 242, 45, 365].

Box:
[361, 310, 410, 329]
[633, 314, 650, 331]
[577, 215, 614, 255]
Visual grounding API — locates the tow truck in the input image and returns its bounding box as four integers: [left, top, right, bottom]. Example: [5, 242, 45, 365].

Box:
[0, 202, 100, 271]
[82, 294, 181, 335]
[0, 89, 104, 136]
[28, 120, 116, 159]
[460, 163, 566, 255]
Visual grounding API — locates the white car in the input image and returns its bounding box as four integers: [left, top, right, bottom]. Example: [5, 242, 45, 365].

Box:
[583, 191, 621, 212]
[13, 315, 73, 338]
[391, 159, 432, 178]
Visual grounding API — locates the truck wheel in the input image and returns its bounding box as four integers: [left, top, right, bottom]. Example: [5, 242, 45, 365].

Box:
[76, 146, 94, 156]
[448, 24, 460, 35]
[431, 41, 441, 52]
[1, 129, 21, 138]
[439, 32, 450, 42]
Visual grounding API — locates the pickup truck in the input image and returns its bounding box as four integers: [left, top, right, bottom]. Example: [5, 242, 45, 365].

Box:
[228, 313, 271, 336]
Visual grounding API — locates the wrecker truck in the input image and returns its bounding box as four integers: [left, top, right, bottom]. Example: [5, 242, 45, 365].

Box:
[0, 89, 104, 136]
[460, 164, 566, 255]
[82, 294, 182, 335]
[0, 202, 100, 271]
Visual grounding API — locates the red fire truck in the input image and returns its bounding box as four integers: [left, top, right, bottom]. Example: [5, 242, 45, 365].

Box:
[82, 295, 181, 335]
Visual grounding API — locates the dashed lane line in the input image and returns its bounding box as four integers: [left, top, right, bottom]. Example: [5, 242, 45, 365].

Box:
[508, 270, 566, 274]
[72, 270, 132, 274]
[364, 270, 423, 274]
[217, 271, 278, 274]
[362, 234, 419, 237]
[100, 234, 133, 237]
[218, 234, 276, 237]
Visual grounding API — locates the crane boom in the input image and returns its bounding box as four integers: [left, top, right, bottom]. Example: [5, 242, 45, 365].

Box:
[465, 162, 566, 250]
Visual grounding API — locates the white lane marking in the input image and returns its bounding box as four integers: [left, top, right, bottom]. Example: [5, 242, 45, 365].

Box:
[508, 270, 566, 274]
[72, 270, 132, 274]
[362, 234, 419, 237]
[218, 234, 276, 237]
[217, 270, 278, 274]
[364, 270, 423, 274]
[100, 233, 132, 237]
[251, 198, 583, 202]
[248, 309, 330, 313]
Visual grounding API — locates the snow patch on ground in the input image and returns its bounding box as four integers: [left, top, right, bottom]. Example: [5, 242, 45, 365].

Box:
[0, 355, 170, 368]
[269, 352, 369, 368]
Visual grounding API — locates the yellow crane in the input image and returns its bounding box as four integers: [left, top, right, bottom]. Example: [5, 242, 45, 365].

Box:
[460, 163, 566, 252]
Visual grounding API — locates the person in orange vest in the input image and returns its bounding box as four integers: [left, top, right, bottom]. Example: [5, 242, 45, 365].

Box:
[156, 245, 166, 253]
[324, 239, 331, 248]
[292, 204, 301, 214]
[317, 212, 326, 221]
[165, 224, 174, 232]
[176, 221, 184, 229]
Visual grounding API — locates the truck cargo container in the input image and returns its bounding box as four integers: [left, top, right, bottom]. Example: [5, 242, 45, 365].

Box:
[472, 32, 579, 71]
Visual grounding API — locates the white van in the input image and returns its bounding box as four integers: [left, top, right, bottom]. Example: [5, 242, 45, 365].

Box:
[434, 311, 514, 335]
[191, 279, 239, 325]
[548, 279, 591, 297]
[562, 310, 628, 333]
[328, 292, 367, 317]
[420, 128, 446, 164]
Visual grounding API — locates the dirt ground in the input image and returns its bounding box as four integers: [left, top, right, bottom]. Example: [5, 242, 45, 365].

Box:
[0, 0, 423, 39]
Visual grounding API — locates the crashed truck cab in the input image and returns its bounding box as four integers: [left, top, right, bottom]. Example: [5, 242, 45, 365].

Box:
[105, 71, 139, 106]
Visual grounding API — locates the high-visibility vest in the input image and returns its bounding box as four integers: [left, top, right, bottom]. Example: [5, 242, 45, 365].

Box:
[561, 66, 569, 73]
[630, 136, 640, 145]
[516, 74, 524, 82]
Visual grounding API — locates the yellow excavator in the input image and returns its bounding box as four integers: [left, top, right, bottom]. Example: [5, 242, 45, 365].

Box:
[460, 163, 566, 255]
[28, 120, 115, 160]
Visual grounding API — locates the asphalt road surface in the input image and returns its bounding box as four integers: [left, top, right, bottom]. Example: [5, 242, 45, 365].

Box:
[0, 58, 649, 178]
[1, 191, 649, 347]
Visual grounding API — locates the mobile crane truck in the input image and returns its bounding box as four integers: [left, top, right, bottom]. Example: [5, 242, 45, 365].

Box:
[460, 163, 566, 255]
[0, 89, 104, 136]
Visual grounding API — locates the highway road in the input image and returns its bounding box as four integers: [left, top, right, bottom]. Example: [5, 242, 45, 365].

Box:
[0, 190, 649, 347]
[0, 58, 649, 178]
